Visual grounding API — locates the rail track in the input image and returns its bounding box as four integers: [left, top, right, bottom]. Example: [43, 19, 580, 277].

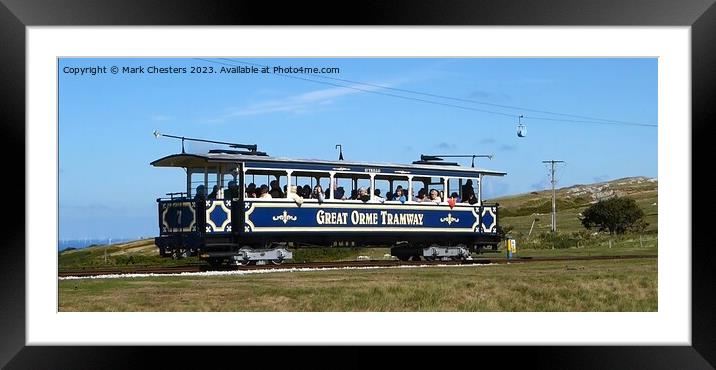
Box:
[58, 254, 656, 278]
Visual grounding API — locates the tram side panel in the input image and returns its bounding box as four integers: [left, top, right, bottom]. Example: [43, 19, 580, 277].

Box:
[239, 200, 501, 248]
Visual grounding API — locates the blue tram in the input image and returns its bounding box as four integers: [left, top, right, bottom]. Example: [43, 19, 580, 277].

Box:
[151, 143, 506, 266]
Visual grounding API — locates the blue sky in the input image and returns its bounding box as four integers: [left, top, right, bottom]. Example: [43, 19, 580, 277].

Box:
[59, 58, 657, 240]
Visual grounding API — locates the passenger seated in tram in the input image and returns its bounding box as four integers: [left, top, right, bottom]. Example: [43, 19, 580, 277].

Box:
[428, 189, 442, 203]
[334, 186, 347, 200]
[450, 192, 461, 203]
[448, 192, 459, 208]
[258, 184, 272, 198]
[194, 185, 206, 201]
[312, 185, 325, 202]
[270, 180, 284, 198]
[373, 189, 385, 203]
[302, 185, 312, 199]
[208, 185, 220, 200]
[385, 191, 394, 201]
[227, 181, 239, 199]
[287, 185, 304, 205]
[246, 183, 257, 198]
[464, 192, 478, 205]
[462, 180, 476, 202]
[393, 187, 407, 203]
[350, 189, 358, 200]
[357, 187, 370, 202]
[413, 188, 427, 202]
[390, 185, 403, 202]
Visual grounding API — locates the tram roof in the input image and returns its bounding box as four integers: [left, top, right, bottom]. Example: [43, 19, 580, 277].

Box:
[150, 152, 506, 177]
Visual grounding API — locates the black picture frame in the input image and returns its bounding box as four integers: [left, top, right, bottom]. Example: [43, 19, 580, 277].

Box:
[2, 1, 714, 368]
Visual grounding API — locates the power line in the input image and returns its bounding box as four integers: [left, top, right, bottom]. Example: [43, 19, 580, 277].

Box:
[211, 58, 657, 128]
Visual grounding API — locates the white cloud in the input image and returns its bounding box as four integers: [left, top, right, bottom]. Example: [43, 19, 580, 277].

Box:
[208, 81, 396, 122]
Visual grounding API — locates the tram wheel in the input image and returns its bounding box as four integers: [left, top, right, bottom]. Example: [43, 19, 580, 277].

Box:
[411, 255, 422, 261]
[397, 255, 410, 261]
[424, 256, 436, 262]
[270, 259, 283, 265]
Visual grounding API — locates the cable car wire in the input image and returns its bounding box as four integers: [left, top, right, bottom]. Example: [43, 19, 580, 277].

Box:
[196, 58, 657, 128]
[223, 58, 656, 127]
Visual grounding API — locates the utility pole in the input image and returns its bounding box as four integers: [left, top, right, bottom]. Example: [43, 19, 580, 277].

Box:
[542, 160, 565, 233]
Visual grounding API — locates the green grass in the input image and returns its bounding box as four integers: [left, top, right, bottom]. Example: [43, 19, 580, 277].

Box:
[59, 258, 656, 312]
[502, 232, 657, 252]
[487, 235, 657, 259]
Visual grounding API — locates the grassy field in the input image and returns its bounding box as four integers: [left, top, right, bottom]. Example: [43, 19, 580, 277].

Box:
[59, 258, 656, 312]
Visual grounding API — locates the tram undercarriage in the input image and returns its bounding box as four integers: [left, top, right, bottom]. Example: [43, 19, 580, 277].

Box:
[156, 234, 500, 267]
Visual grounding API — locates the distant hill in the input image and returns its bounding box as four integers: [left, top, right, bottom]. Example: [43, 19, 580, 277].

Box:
[488, 176, 657, 237]
[58, 238, 136, 251]
[58, 238, 166, 268]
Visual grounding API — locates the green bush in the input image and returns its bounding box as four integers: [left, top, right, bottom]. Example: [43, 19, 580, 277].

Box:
[581, 197, 647, 234]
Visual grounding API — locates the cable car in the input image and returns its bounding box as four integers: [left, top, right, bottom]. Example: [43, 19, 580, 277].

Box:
[517, 115, 526, 137]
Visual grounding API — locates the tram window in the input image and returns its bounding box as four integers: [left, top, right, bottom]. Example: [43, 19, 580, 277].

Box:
[413, 176, 443, 202]
[270, 175, 288, 198]
[292, 173, 329, 199]
[245, 169, 288, 199]
[412, 176, 446, 203]
[189, 172, 205, 198]
[221, 168, 240, 199]
[312, 177, 329, 199]
[332, 177, 351, 200]
[375, 177, 408, 202]
[356, 178, 371, 201]
[293, 175, 311, 198]
[374, 179, 389, 201]
[333, 173, 370, 201]
[448, 178, 461, 202]
[411, 177, 428, 202]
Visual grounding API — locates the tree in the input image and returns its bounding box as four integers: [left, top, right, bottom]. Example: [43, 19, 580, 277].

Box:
[580, 197, 647, 235]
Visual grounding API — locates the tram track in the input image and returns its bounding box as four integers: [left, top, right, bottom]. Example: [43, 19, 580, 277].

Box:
[58, 254, 656, 278]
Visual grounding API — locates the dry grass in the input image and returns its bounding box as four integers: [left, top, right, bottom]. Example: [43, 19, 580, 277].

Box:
[59, 258, 656, 312]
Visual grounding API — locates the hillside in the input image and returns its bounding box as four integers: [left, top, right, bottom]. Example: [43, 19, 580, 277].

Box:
[488, 176, 658, 238]
[58, 238, 177, 268]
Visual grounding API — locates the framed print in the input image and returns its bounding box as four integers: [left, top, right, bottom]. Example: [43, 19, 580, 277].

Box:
[2, 0, 715, 367]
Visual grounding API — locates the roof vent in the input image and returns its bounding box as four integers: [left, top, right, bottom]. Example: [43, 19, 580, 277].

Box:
[209, 149, 268, 156]
[412, 155, 459, 166]
[413, 154, 493, 167]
